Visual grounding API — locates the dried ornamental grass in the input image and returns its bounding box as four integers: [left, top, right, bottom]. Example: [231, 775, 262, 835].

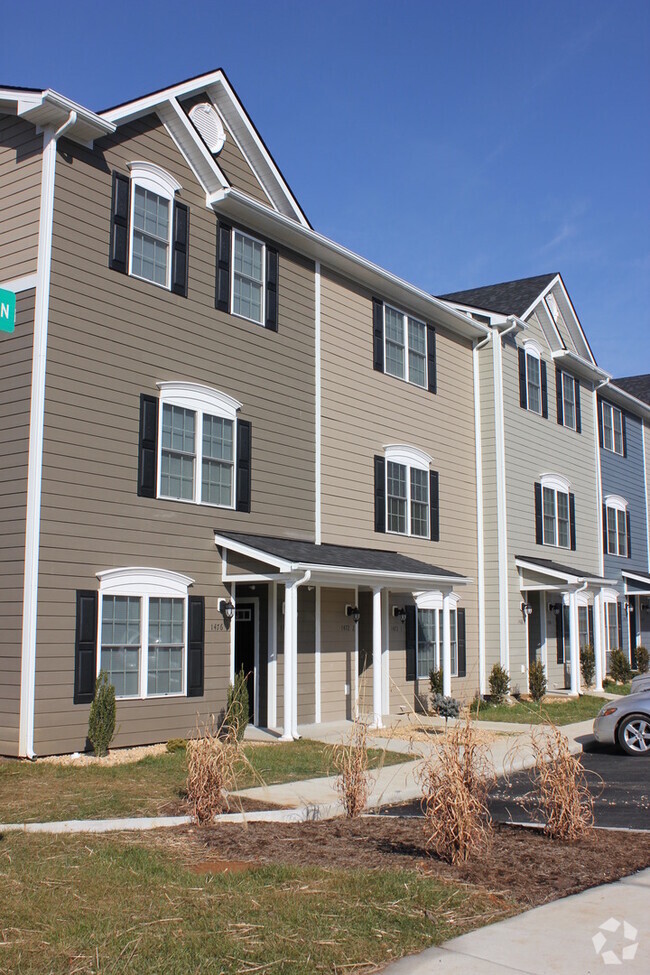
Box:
[529, 724, 594, 841]
[417, 712, 494, 864]
[186, 715, 243, 825]
[332, 720, 373, 818]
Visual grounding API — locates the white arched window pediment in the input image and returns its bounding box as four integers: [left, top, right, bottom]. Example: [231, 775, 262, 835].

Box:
[415, 590, 443, 611]
[97, 566, 194, 596]
[523, 339, 543, 358]
[382, 443, 433, 539]
[127, 161, 182, 200]
[384, 444, 433, 470]
[157, 381, 242, 420]
[604, 495, 627, 511]
[540, 472, 571, 494]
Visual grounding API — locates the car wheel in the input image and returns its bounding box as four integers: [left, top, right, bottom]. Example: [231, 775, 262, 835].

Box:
[617, 714, 650, 756]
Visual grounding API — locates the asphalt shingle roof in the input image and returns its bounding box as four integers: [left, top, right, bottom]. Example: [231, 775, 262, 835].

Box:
[516, 555, 610, 582]
[439, 273, 558, 317]
[613, 375, 650, 407]
[216, 531, 465, 579]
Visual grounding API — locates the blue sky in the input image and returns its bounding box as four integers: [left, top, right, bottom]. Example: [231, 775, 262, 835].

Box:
[4, 0, 649, 376]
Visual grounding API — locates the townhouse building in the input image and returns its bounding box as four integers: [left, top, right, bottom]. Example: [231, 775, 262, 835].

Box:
[0, 71, 486, 757]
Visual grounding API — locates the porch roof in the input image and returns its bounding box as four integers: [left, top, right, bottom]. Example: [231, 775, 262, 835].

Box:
[515, 554, 616, 587]
[215, 531, 470, 588]
[622, 570, 650, 594]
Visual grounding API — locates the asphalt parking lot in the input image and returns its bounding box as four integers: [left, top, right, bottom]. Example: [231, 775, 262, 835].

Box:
[381, 737, 650, 831]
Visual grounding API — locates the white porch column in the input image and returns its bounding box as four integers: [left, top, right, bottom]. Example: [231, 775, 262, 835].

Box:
[568, 591, 580, 694]
[280, 581, 297, 740]
[442, 593, 452, 697]
[372, 587, 383, 728]
[381, 590, 390, 716]
[314, 585, 321, 724]
[267, 582, 277, 729]
[593, 590, 604, 692]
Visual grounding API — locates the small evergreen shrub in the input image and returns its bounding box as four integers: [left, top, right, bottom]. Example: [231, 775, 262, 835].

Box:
[489, 663, 510, 704]
[88, 671, 116, 757]
[166, 738, 187, 753]
[225, 667, 250, 741]
[429, 668, 443, 698]
[528, 660, 547, 702]
[609, 648, 632, 684]
[430, 694, 461, 728]
[580, 644, 595, 688]
[635, 646, 649, 675]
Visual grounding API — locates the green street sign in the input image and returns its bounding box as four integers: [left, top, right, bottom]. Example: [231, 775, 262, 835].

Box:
[0, 288, 16, 334]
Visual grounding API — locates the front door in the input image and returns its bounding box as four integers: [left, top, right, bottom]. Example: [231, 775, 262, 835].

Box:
[235, 604, 255, 723]
[527, 592, 542, 667]
[629, 598, 638, 670]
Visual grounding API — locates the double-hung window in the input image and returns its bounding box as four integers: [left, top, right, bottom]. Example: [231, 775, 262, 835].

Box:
[560, 372, 576, 430]
[416, 604, 458, 679]
[384, 305, 427, 388]
[232, 229, 265, 324]
[526, 349, 542, 415]
[605, 497, 628, 557]
[542, 483, 570, 548]
[578, 605, 590, 649]
[127, 163, 182, 290]
[97, 568, 193, 700]
[157, 382, 241, 508]
[385, 445, 432, 538]
[605, 600, 619, 653]
[602, 403, 624, 455]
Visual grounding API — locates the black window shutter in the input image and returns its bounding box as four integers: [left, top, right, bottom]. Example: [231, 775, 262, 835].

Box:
[626, 510, 632, 558]
[588, 605, 594, 646]
[74, 590, 97, 704]
[265, 247, 278, 331]
[518, 348, 527, 409]
[569, 493, 576, 551]
[236, 420, 252, 512]
[426, 325, 437, 394]
[622, 413, 627, 457]
[187, 595, 205, 697]
[457, 608, 466, 678]
[405, 605, 416, 681]
[534, 482, 543, 545]
[429, 470, 440, 542]
[138, 394, 158, 498]
[109, 171, 130, 273]
[556, 607, 564, 664]
[171, 201, 189, 297]
[374, 455, 386, 533]
[372, 299, 384, 372]
[602, 503, 608, 555]
[575, 380, 581, 433]
[540, 360, 548, 418]
[617, 601, 623, 649]
[598, 401, 604, 447]
[556, 367, 564, 426]
[215, 221, 231, 311]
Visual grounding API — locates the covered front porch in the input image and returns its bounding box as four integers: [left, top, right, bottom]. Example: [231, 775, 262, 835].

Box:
[215, 531, 470, 739]
[516, 556, 617, 694]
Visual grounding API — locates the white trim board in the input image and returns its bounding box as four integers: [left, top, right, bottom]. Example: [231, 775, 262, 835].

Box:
[0, 274, 38, 294]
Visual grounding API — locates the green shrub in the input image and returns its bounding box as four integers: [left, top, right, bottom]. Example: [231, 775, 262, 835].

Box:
[609, 648, 632, 684]
[88, 671, 116, 757]
[635, 646, 649, 675]
[528, 660, 547, 702]
[225, 667, 250, 741]
[166, 738, 187, 753]
[430, 694, 461, 727]
[580, 644, 595, 688]
[429, 668, 443, 697]
[489, 664, 510, 704]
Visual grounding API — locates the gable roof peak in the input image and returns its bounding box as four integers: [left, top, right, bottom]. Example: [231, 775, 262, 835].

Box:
[438, 272, 559, 317]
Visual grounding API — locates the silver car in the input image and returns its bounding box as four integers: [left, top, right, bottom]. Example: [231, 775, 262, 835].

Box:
[593, 686, 650, 755]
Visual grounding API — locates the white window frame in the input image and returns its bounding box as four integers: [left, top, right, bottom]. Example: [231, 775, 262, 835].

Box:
[384, 444, 432, 539]
[231, 227, 266, 326]
[602, 402, 624, 455]
[540, 473, 571, 549]
[96, 567, 194, 700]
[603, 591, 619, 654]
[523, 341, 542, 416]
[605, 495, 628, 558]
[415, 591, 459, 678]
[560, 371, 576, 431]
[383, 304, 428, 389]
[127, 162, 181, 291]
[156, 381, 241, 509]
[416, 606, 439, 681]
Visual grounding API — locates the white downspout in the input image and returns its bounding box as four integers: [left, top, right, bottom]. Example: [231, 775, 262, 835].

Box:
[290, 569, 311, 740]
[472, 339, 487, 694]
[19, 111, 76, 759]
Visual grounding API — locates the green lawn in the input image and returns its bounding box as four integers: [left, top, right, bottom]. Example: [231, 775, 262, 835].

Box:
[470, 695, 608, 725]
[603, 680, 632, 696]
[0, 740, 405, 825]
[0, 831, 510, 975]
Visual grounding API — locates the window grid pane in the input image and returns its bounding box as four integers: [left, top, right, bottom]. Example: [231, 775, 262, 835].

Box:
[233, 232, 264, 323]
[543, 487, 556, 544]
[613, 409, 623, 454]
[148, 598, 184, 696]
[385, 307, 405, 379]
[417, 608, 437, 680]
[617, 509, 627, 557]
[161, 404, 195, 500]
[557, 492, 569, 548]
[101, 596, 140, 698]
[603, 406, 613, 451]
[563, 374, 575, 429]
[201, 414, 234, 506]
[449, 610, 458, 676]
[387, 461, 407, 534]
[607, 507, 617, 554]
[132, 186, 169, 285]
[527, 354, 541, 414]
[410, 467, 429, 537]
[578, 606, 589, 649]
[407, 318, 426, 388]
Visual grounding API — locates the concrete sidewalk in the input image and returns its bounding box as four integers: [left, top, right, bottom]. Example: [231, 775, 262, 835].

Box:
[379, 868, 649, 974]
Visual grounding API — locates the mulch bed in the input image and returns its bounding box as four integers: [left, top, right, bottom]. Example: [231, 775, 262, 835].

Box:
[161, 817, 650, 909]
[159, 795, 286, 816]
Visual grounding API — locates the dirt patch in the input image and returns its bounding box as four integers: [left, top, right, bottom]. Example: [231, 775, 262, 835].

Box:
[158, 817, 650, 908]
[190, 859, 259, 875]
[39, 743, 169, 767]
[158, 794, 286, 816]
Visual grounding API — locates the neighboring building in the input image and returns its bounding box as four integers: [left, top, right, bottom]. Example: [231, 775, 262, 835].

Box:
[597, 375, 650, 666]
[0, 72, 486, 756]
[442, 273, 614, 695]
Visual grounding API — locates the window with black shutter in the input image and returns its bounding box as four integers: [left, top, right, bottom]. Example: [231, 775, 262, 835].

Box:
[74, 591, 98, 704]
[405, 605, 416, 681]
[187, 595, 205, 697]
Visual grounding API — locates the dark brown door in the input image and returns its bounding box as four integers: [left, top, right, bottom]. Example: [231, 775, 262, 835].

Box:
[235, 604, 255, 722]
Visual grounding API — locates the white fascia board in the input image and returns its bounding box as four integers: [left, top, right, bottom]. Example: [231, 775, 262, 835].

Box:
[443, 300, 510, 328]
[100, 70, 228, 124]
[551, 349, 610, 385]
[622, 570, 650, 587]
[208, 188, 490, 342]
[515, 557, 615, 587]
[0, 274, 37, 293]
[10, 89, 115, 145]
[289, 564, 471, 588]
[157, 99, 229, 196]
[214, 533, 293, 572]
[602, 382, 650, 422]
[554, 274, 597, 366]
[519, 275, 561, 324]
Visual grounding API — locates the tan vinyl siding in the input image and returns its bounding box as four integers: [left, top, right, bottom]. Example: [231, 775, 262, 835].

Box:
[319, 587, 354, 720]
[320, 269, 480, 700]
[33, 115, 315, 754]
[297, 586, 316, 723]
[0, 115, 42, 280]
[226, 553, 278, 576]
[0, 290, 34, 755]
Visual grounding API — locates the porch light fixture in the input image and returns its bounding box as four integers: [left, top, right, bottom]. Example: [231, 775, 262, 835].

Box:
[345, 604, 361, 624]
[549, 602, 561, 616]
[218, 598, 235, 621]
[393, 606, 407, 623]
[521, 601, 533, 620]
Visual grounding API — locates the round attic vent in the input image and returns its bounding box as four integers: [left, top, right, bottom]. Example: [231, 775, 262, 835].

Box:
[188, 102, 226, 155]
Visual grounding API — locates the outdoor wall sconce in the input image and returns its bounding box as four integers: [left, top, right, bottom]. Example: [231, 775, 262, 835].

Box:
[521, 601, 533, 620]
[345, 605, 361, 624]
[549, 602, 561, 616]
[218, 599, 235, 621]
[393, 606, 407, 623]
